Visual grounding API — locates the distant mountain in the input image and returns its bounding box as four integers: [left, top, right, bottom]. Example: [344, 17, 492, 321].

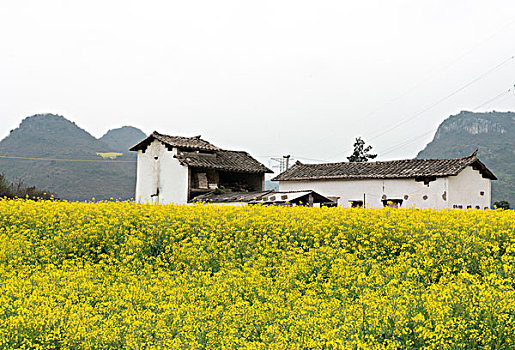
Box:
[265, 180, 279, 191]
[0, 114, 146, 201]
[99, 126, 146, 153]
[417, 111, 515, 206]
[2, 114, 109, 158]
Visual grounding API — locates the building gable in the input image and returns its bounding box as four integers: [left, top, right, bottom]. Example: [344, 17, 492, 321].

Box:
[130, 131, 219, 152]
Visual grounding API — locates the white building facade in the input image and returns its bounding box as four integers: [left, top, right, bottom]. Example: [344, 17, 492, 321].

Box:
[273, 153, 496, 209]
[133, 139, 189, 204]
[130, 132, 271, 204]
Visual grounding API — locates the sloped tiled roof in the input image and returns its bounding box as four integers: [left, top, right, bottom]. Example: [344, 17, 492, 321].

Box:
[272, 152, 496, 181]
[129, 131, 220, 152]
[190, 190, 273, 203]
[130, 131, 272, 173]
[175, 150, 272, 173]
[190, 190, 336, 204]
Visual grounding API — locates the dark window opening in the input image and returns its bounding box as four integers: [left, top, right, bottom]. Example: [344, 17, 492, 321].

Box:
[188, 169, 264, 201]
[188, 169, 220, 200]
[218, 171, 263, 192]
[382, 199, 403, 208]
[350, 200, 363, 208]
[415, 176, 437, 186]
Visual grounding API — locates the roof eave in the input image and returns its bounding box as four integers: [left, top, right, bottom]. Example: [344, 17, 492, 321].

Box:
[188, 164, 272, 173]
[274, 174, 456, 181]
[129, 134, 155, 152]
[470, 159, 497, 180]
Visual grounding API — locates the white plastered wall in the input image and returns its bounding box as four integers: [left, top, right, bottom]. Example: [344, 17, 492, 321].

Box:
[278, 177, 451, 209]
[447, 166, 491, 209]
[135, 140, 189, 204]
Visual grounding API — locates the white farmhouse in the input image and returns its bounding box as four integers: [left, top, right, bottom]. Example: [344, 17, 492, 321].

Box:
[130, 131, 272, 204]
[272, 152, 497, 209]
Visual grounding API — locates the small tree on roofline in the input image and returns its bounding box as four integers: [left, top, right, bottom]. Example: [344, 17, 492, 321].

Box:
[347, 137, 377, 162]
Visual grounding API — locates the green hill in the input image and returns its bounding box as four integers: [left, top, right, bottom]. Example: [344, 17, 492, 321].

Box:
[99, 126, 146, 153]
[417, 111, 515, 207]
[0, 114, 146, 201]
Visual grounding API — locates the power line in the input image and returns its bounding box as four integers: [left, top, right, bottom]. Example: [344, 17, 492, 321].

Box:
[376, 86, 515, 157]
[263, 83, 514, 165]
[291, 155, 332, 163]
[299, 19, 515, 160]
[289, 84, 515, 163]
[472, 86, 514, 110]
[259, 154, 332, 164]
[327, 55, 515, 160]
[380, 129, 438, 157]
[367, 55, 514, 141]
[0, 155, 136, 163]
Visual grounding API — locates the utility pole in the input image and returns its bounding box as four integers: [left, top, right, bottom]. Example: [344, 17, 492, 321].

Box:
[270, 155, 293, 173]
[283, 155, 291, 170]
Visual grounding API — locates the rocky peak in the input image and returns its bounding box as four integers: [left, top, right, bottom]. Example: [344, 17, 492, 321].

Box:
[434, 111, 514, 139]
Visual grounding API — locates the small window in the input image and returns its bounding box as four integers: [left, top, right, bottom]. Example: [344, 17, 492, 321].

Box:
[475, 206, 480, 210]
[467, 205, 472, 209]
[195, 173, 208, 189]
[281, 195, 288, 200]
[350, 200, 363, 208]
[480, 191, 484, 196]
[382, 199, 403, 208]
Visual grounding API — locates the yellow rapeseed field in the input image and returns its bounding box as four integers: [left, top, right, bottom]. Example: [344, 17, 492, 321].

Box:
[0, 199, 514, 349]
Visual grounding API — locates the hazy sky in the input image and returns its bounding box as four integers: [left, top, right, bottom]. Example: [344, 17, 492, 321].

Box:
[1, 0, 515, 171]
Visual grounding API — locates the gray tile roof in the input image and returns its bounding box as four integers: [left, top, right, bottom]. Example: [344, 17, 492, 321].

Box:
[175, 150, 272, 173]
[272, 152, 496, 181]
[190, 190, 272, 203]
[130, 131, 220, 152]
[130, 131, 272, 173]
[190, 190, 336, 204]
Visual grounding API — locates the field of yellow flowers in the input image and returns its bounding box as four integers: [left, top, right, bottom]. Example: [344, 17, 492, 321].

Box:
[0, 199, 514, 349]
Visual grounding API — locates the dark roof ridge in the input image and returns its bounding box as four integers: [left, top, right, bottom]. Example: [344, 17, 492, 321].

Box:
[152, 130, 202, 139]
[299, 151, 479, 167]
[130, 131, 220, 152]
[217, 149, 250, 154]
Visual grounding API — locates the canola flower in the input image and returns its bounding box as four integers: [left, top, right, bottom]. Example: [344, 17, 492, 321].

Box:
[0, 199, 514, 349]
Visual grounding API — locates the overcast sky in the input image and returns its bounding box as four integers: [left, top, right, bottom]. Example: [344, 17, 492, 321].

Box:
[1, 0, 514, 171]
